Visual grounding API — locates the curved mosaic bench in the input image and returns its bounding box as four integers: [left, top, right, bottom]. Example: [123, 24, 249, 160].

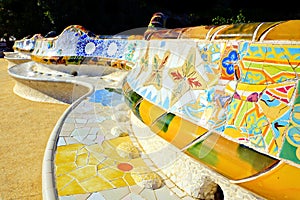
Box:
[31, 25, 145, 71]
[13, 33, 43, 55]
[11, 20, 300, 199]
[123, 20, 300, 199]
[4, 34, 43, 67]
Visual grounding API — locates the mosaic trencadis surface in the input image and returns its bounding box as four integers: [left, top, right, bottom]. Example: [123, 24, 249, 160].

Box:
[122, 20, 300, 199]
[31, 20, 300, 199]
[13, 33, 43, 53]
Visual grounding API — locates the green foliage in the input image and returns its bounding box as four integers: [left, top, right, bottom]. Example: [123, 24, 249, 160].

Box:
[0, 0, 55, 39]
[212, 10, 250, 25]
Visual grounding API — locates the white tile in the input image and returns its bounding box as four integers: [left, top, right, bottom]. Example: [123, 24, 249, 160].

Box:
[140, 188, 156, 200]
[57, 137, 66, 146]
[155, 186, 182, 200]
[86, 192, 105, 200]
[101, 187, 130, 199]
[128, 185, 144, 194]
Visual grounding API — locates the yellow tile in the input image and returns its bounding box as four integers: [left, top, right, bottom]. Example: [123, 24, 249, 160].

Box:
[97, 163, 105, 170]
[57, 143, 83, 152]
[254, 22, 281, 41]
[236, 82, 266, 92]
[101, 143, 126, 161]
[76, 153, 88, 167]
[105, 136, 132, 148]
[85, 144, 103, 153]
[68, 165, 97, 181]
[56, 174, 73, 189]
[102, 158, 116, 167]
[89, 154, 101, 165]
[263, 20, 300, 41]
[179, 26, 212, 39]
[80, 176, 113, 192]
[214, 23, 260, 40]
[78, 147, 88, 154]
[90, 152, 106, 163]
[58, 179, 86, 196]
[238, 162, 300, 199]
[130, 158, 149, 168]
[153, 115, 208, 149]
[55, 150, 77, 164]
[101, 137, 139, 162]
[224, 126, 246, 139]
[139, 99, 166, 126]
[100, 167, 124, 180]
[55, 144, 83, 164]
[258, 99, 291, 122]
[56, 162, 77, 176]
[110, 178, 128, 187]
[116, 142, 140, 159]
[123, 173, 136, 185]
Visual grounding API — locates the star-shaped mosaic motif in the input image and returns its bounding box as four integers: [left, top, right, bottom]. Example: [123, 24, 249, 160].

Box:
[168, 47, 205, 105]
[136, 44, 150, 79]
[143, 50, 171, 90]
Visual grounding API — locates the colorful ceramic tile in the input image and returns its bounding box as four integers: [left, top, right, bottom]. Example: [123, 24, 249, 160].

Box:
[219, 43, 240, 80]
[196, 41, 223, 83]
[168, 47, 206, 106]
[237, 162, 300, 200]
[143, 49, 170, 90]
[185, 132, 279, 180]
[54, 135, 162, 196]
[150, 112, 208, 149]
[138, 99, 166, 126]
[280, 81, 300, 164]
[241, 43, 296, 84]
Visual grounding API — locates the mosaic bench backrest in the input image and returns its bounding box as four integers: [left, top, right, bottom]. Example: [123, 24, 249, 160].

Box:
[123, 20, 300, 170]
[31, 25, 145, 69]
[13, 33, 43, 54]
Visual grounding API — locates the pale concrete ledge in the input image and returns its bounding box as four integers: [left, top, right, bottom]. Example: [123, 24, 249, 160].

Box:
[42, 82, 93, 200]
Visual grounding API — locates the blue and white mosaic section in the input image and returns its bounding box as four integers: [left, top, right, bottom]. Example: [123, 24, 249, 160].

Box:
[76, 37, 104, 56]
[103, 39, 128, 59]
[55, 29, 80, 55]
[89, 89, 124, 107]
